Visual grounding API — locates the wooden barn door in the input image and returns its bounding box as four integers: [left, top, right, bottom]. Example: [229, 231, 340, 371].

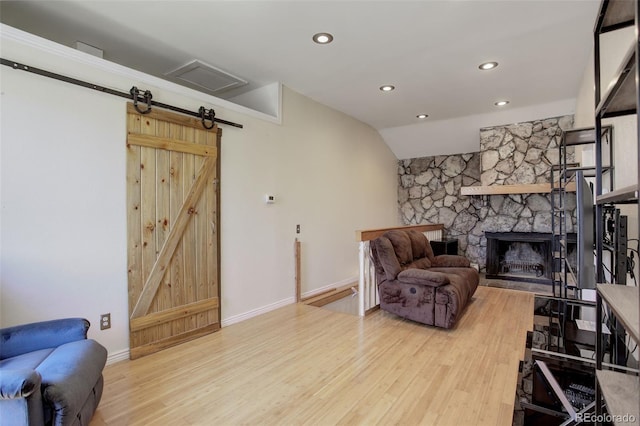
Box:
[126, 103, 220, 359]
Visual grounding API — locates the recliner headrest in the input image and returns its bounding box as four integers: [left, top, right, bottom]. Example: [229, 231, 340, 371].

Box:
[381, 230, 413, 265]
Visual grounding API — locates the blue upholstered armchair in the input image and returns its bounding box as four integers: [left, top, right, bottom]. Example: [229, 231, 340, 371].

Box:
[0, 318, 107, 426]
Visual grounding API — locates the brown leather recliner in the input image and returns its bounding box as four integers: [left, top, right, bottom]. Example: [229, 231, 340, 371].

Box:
[371, 229, 479, 329]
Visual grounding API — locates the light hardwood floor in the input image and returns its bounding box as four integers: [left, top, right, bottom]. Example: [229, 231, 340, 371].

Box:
[91, 286, 533, 426]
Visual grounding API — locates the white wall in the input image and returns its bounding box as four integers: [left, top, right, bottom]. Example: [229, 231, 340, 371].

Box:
[574, 26, 637, 186]
[0, 27, 400, 360]
[574, 27, 635, 129]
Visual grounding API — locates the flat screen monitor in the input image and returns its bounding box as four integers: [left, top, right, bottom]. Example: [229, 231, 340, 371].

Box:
[576, 171, 595, 289]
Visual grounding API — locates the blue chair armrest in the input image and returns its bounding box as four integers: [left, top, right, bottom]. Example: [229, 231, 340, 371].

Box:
[0, 369, 45, 426]
[0, 318, 89, 360]
[0, 368, 42, 399]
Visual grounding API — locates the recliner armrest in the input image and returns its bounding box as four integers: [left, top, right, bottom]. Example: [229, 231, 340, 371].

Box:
[397, 269, 450, 287]
[431, 255, 471, 268]
[0, 318, 90, 360]
[0, 368, 41, 399]
[0, 369, 45, 426]
[39, 339, 107, 424]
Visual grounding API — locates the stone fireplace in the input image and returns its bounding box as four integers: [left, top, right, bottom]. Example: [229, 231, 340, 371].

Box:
[397, 115, 577, 273]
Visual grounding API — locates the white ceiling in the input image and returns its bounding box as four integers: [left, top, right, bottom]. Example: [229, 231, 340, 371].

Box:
[0, 0, 601, 158]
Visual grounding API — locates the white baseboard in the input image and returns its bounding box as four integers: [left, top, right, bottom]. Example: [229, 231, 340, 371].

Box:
[221, 296, 296, 327]
[105, 276, 360, 358]
[301, 275, 359, 299]
[106, 348, 130, 365]
[221, 276, 359, 327]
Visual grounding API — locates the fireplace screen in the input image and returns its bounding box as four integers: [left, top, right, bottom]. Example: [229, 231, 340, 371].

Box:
[500, 242, 545, 277]
[486, 232, 553, 284]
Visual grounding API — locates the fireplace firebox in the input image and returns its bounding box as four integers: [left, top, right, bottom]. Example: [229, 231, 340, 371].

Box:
[486, 232, 554, 284]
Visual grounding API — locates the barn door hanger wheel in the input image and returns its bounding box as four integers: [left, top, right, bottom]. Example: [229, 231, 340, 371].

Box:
[199, 106, 216, 129]
[130, 86, 153, 114]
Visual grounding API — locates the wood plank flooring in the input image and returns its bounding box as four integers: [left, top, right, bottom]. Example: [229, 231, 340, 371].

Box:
[91, 286, 533, 426]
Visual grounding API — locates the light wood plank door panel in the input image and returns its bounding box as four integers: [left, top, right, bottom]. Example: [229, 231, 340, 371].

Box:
[126, 103, 220, 359]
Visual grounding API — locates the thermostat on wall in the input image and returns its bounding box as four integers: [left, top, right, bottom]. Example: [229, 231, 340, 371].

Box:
[265, 194, 275, 204]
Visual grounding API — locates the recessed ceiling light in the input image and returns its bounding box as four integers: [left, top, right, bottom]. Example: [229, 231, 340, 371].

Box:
[312, 33, 334, 44]
[494, 100, 509, 107]
[379, 85, 395, 92]
[479, 61, 499, 70]
[417, 114, 428, 119]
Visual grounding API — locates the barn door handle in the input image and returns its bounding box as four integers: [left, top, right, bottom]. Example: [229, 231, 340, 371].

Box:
[130, 86, 153, 114]
[199, 107, 216, 129]
[210, 221, 216, 234]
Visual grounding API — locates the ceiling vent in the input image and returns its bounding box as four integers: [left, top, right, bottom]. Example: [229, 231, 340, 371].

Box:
[165, 60, 248, 94]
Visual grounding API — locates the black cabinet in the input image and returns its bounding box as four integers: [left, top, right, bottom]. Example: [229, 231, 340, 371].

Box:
[429, 239, 458, 256]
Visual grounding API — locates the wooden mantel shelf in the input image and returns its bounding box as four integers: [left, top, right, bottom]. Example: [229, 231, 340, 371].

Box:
[460, 182, 576, 196]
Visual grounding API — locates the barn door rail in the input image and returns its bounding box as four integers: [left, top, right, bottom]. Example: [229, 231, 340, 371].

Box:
[0, 57, 243, 129]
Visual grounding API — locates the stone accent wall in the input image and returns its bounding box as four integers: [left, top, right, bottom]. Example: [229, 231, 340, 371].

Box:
[480, 116, 574, 185]
[398, 115, 576, 271]
[399, 153, 486, 266]
[398, 153, 481, 225]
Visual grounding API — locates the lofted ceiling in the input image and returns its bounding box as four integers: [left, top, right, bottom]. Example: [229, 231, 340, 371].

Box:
[0, 0, 601, 158]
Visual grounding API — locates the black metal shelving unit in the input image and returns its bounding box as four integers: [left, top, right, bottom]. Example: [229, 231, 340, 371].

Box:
[593, 1, 640, 424]
[550, 127, 612, 299]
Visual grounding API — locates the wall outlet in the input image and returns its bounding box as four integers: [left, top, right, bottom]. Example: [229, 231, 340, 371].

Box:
[296, 224, 300, 234]
[100, 313, 111, 330]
